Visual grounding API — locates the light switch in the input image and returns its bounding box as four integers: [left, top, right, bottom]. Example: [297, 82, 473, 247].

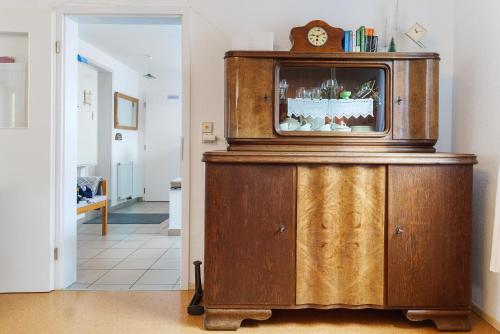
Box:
[202, 122, 213, 134]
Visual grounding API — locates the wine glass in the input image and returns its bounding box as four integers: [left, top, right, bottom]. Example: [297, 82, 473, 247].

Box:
[296, 87, 306, 99]
[311, 87, 322, 100]
[279, 79, 289, 100]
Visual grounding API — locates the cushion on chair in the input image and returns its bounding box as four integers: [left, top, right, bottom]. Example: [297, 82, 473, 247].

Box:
[77, 176, 103, 196]
[77, 195, 107, 208]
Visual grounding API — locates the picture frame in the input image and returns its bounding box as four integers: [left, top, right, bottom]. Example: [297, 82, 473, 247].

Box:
[114, 92, 139, 130]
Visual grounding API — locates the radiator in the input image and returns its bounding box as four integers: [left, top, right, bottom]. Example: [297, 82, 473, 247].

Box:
[117, 162, 133, 200]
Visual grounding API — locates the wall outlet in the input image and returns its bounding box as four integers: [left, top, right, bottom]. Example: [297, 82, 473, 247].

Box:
[202, 133, 217, 143]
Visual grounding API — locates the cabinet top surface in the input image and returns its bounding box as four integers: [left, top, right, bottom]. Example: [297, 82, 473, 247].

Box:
[203, 151, 477, 165]
[225, 51, 440, 60]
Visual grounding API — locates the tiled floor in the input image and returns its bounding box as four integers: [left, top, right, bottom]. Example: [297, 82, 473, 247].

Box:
[68, 201, 181, 291]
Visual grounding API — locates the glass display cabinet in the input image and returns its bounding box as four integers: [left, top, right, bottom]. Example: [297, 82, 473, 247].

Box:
[225, 51, 439, 152]
[277, 65, 386, 134]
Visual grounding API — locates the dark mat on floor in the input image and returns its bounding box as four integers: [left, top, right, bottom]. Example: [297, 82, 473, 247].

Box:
[84, 213, 169, 224]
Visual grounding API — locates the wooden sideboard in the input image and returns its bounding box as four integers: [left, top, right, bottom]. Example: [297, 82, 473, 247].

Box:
[203, 151, 476, 331]
[203, 50, 476, 331]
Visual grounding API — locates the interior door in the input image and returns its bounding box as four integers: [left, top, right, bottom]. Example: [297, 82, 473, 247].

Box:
[0, 9, 54, 292]
[387, 165, 472, 307]
[144, 92, 181, 201]
[204, 164, 296, 306]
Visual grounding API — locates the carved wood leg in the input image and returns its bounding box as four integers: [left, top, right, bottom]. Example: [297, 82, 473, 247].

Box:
[405, 310, 471, 331]
[204, 309, 272, 331]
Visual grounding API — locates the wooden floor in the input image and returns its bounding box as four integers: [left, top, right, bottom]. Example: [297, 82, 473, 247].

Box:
[0, 290, 497, 334]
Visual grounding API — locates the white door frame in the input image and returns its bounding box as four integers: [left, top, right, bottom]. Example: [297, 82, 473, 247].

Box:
[54, 6, 191, 290]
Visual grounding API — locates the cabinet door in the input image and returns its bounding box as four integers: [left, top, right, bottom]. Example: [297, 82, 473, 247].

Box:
[205, 164, 296, 306]
[392, 59, 439, 140]
[225, 57, 274, 139]
[387, 165, 472, 307]
[296, 165, 385, 306]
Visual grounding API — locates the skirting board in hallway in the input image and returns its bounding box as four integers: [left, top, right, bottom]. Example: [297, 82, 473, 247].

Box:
[0, 291, 498, 334]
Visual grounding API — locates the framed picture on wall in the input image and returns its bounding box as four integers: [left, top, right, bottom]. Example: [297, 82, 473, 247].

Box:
[114, 92, 139, 130]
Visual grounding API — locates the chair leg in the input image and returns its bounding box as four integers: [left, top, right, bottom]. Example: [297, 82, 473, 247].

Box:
[102, 205, 108, 236]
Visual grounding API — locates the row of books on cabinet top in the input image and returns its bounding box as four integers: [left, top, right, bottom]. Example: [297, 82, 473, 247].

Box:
[343, 27, 378, 52]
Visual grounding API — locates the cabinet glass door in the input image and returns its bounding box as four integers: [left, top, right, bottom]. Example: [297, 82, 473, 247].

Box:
[277, 65, 386, 134]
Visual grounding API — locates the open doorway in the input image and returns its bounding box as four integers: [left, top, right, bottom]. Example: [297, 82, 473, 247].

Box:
[62, 15, 185, 291]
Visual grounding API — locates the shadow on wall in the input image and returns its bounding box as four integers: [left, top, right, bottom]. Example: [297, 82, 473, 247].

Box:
[471, 164, 498, 307]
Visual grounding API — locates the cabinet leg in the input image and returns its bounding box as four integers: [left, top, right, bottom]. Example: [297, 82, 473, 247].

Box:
[405, 310, 471, 331]
[204, 309, 272, 331]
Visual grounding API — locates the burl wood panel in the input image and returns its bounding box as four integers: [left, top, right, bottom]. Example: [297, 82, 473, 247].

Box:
[392, 59, 439, 140]
[205, 163, 296, 306]
[225, 57, 275, 139]
[387, 165, 472, 307]
[296, 165, 386, 306]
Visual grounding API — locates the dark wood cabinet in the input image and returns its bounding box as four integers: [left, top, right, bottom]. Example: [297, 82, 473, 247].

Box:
[204, 50, 476, 332]
[203, 152, 476, 331]
[387, 165, 472, 307]
[204, 164, 296, 306]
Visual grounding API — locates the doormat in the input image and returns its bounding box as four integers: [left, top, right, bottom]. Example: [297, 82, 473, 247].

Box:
[84, 213, 169, 224]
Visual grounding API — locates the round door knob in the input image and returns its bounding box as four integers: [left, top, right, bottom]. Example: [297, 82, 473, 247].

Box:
[279, 224, 285, 233]
[395, 225, 404, 234]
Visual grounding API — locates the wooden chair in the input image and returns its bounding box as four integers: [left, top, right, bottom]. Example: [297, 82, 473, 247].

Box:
[77, 179, 108, 235]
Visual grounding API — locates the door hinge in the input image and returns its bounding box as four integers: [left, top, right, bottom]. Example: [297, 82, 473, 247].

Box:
[54, 247, 59, 260]
[55, 41, 61, 54]
[181, 137, 184, 161]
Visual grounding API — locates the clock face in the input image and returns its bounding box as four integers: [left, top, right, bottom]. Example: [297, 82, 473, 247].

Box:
[307, 26, 328, 47]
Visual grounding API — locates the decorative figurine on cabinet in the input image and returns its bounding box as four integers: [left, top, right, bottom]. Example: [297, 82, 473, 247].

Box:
[202, 20, 477, 332]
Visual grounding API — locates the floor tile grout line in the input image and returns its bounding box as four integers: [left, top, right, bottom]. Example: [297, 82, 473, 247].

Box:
[76, 202, 178, 291]
[79, 268, 111, 287]
[129, 224, 170, 289]
[129, 248, 170, 289]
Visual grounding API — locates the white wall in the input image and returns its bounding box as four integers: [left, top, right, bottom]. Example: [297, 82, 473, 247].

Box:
[95, 68, 113, 184]
[79, 39, 143, 206]
[454, 1, 500, 328]
[77, 62, 98, 166]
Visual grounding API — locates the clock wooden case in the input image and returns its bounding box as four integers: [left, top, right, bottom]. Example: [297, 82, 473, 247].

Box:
[225, 51, 439, 152]
[290, 20, 344, 52]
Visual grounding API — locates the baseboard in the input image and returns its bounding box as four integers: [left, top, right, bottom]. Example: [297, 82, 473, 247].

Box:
[109, 197, 141, 212]
[168, 228, 181, 236]
[472, 303, 500, 331]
